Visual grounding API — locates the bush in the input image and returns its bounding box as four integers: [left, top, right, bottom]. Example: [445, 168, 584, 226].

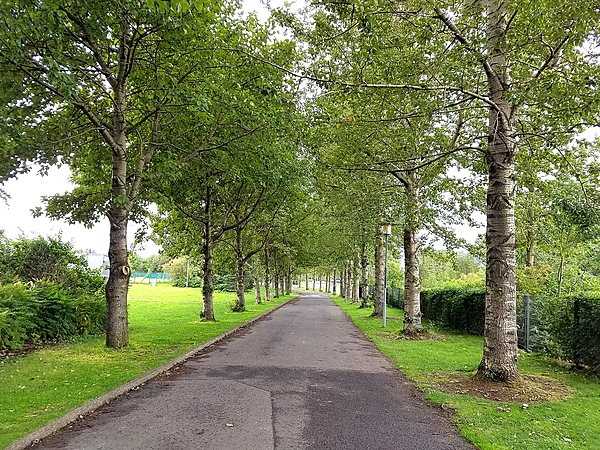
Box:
[214, 274, 236, 292]
[421, 287, 485, 335]
[0, 282, 106, 351]
[172, 276, 202, 288]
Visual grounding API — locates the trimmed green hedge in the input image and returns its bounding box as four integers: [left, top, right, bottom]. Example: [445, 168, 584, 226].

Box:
[0, 283, 106, 351]
[421, 287, 485, 335]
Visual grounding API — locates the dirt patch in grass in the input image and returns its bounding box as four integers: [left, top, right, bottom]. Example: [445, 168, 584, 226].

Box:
[438, 374, 573, 403]
[376, 330, 447, 341]
[0, 342, 61, 359]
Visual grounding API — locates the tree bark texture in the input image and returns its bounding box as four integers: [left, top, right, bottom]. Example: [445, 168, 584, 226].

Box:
[234, 227, 246, 312]
[254, 274, 262, 304]
[105, 82, 130, 348]
[476, 0, 520, 382]
[264, 247, 271, 302]
[360, 241, 369, 307]
[372, 234, 384, 317]
[201, 187, 215, 321]
[403, 228, 423, 333]
[353, 262, 359, 303]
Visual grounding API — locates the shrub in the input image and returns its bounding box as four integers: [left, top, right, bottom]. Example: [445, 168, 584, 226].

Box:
[172, 276, 202, 288]
[0, 282, 106, 351]
[421, 286, 485, 335]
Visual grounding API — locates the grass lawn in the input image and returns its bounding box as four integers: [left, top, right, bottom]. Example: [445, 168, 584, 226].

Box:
[333, 296, 600, 450]
[0, 284, 295, 448]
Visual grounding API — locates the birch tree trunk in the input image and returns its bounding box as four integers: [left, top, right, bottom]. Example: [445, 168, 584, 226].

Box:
[476, 0, 520, 381]
[264, 247, 271, 302]
[359, 241, 369, 308]
[372, 234, 384, 317]
[403, 227, 423, 334]
[254, 274, 262, 304]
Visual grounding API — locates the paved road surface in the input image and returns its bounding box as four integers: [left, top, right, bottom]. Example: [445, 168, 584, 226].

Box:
[36, 291, 474, 449]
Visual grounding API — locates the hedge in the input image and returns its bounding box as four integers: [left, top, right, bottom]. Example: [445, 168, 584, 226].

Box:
[420, 287, 485, 336]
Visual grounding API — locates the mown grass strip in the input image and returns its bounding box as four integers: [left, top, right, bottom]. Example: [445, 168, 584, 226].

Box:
[333, 296, 600, 450]
[1, 284, 295, 449]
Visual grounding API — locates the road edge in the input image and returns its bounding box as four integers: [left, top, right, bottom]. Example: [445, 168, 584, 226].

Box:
[6, 296, 297, 450]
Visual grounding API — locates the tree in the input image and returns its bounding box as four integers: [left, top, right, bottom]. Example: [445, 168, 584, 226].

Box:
[0, 0, 230, 347]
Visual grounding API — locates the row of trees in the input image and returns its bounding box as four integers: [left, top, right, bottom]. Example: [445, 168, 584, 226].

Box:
[2, 0, 600, 385]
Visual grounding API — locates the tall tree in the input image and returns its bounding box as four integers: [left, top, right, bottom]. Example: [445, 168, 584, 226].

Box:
[0, 0, 226, 347]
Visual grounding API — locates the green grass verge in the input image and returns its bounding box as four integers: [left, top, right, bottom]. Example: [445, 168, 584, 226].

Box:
[0, 284, 295, 448]
[333, 296, 600, 450]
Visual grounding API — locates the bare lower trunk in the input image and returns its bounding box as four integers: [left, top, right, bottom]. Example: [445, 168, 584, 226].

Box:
[476, 0, 520, 382]
[275, 272, 280, 298]
[105, 208, 129, 348]
[105, 88, 130, 348]
[202, 235, 215, 320]
[234, 261, 245, 312]
[312, 270, 316, 291]
[373, 234, 384, 317]
[254, 274, 262, 304]
[345, 265, 351, 302]
[286, 268, 292, 294]
[403, 228, 423, 334]
[264, 247, 271, 302]
[305, 273, 309, 290]
[359, 241, 369, 308]
[201, 187, 215, 321]
[557, 256, 564, 297]
[353, 262, 359, 303]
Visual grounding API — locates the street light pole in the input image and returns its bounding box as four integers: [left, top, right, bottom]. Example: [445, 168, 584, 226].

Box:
[382, 224, 392, 328]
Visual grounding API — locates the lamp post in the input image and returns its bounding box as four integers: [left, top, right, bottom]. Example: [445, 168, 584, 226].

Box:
[381, 224, 392, 328]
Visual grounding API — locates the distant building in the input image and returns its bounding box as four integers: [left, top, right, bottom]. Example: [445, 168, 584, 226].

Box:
[86, 253, 110, 279]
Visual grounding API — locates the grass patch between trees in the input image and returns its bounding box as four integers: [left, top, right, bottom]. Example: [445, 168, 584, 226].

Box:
[0, 283, 295, 448]
[333, 296, 600, 450]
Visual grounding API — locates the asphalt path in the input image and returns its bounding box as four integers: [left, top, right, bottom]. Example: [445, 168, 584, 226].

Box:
[35, 291, 474, 450]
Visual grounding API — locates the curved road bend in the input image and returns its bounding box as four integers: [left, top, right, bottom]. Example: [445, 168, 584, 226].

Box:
[36, 291, 474, 450]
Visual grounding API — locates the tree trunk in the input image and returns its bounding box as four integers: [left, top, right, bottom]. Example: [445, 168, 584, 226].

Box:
[233, 235, 246, 312]
[274, 271, 280, 298]
[312, 269, 316, 291]
[201, 187, 215, 321]
[264, 247, 271, 302]
[353, 261, 359, 303]
[254, 274, 262, 304]
[105, 85, 130, 348]
[340, 268, 346, 300]
[285, 267, 292, 295]
[344, 266, 350, 301]
[403, 228, 423, 334]
[105, 209, 130, 348]
[359, 241, 369, 308]
[557, 256, 565, 297]
[372, 234, 384, 317]
[476, 0, 520, 382]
